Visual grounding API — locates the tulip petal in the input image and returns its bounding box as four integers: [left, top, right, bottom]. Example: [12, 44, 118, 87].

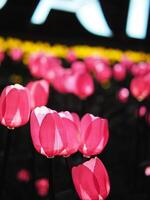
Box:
[80, 115, 109, 156]
[39, 113, 63, 157]
[18, 89, 30, 126]
[0, 88, 20, 127]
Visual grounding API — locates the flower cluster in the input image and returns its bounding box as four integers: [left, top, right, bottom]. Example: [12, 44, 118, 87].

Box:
[30, 106, 109, 158]
[0, 83, 110, 200]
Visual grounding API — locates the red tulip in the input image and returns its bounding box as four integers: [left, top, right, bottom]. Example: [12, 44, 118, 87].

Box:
[130, 77, 150, 101]
[79, 114, 109, 157]
[72, 157, 110, 200]
[30, 107, 79, 157]
[117, 88, 129, 103]
[35, 178, 49, 197]
[0, 84, 30, 128]
[113, 63, 126, 81]
[9, 48, 23, 61]
[26, 79, 49, 110]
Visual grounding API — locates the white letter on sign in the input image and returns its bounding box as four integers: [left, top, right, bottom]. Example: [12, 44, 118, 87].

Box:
[126, 0, 150, 39]
[0, 0, 7, 9]
[31, 0, 112, 37]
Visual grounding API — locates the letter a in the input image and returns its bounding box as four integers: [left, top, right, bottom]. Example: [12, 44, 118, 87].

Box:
[31, 0, 112, 37]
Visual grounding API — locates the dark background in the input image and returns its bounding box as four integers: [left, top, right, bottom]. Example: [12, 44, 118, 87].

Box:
[0, 1, 150, 200]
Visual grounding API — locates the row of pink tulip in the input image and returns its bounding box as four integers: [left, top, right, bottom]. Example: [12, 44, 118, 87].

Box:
[0, 83, 109, 157]
[30, 106, 109, 157]
[0, 83, 110, 199]
[1, 48, 150, 101]
[27, 53, 150, 101]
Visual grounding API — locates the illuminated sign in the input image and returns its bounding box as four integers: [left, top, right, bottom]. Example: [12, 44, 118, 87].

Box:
[31, 0, 112, 37]
[0, 0, 150, 40]
[126, 0, 150, 39]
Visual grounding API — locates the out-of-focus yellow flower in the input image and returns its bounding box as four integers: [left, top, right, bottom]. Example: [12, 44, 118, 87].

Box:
[0, 36, 150, 64]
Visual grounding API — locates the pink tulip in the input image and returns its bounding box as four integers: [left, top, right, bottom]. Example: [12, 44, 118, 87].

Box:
[131, 63, 149, 77]
[72, 157, 110, 200]
[79, 114, 109, 157]
[66, 50, 77, 63]
[130, 77, 150, 101]
[52, 69, 74, 94]
[30, 107, 79, 157]
[35, 178, 49, 197]
[53, 69, 94, 98]
[9, 48, 23, 61]
[26, 79, 49, 110]
[137, 106, 147, 117]
[0, 84, 30, 128]
[121, 56, 134, 70]
[16, 169, 31, 182]
[117, 88, 129, 103]
[72, 73, 94, 99]
[94, 62, 112, 84]
[28, 53, 61, 81]
[84, 57, 109, 73]
[113, 63, 126, 81]
[71, 61, 87, 74]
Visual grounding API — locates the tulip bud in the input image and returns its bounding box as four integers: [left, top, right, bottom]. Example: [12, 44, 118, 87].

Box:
[72, 73, 94, 99]
[71, 61, 87, 74]
[30, 107, 79, 157]
[72, 157, 110, 200]
[94, 62, 112, 84]
[26, 79, 49, 110]
[66, 50, 77, 63]
[0, 84, 30, 128]
[117, 88, 129, 103]
[113, 63, 126, 81]
[79, 114, 109, 157]
[9, 48, 23, 61]
[130, 77, 150, 101]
